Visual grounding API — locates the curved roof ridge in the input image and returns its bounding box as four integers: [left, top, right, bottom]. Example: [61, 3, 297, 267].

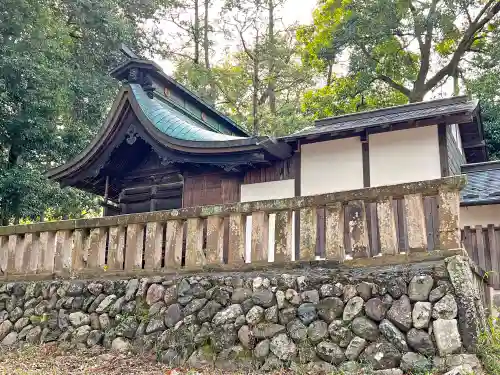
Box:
[130, 84, 246, 142]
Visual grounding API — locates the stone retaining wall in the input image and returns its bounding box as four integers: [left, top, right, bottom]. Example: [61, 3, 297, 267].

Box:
[0, 255, 487, 374]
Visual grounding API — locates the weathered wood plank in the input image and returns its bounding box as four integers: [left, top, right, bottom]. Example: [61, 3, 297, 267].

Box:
[228, 214, 245, 264]
[165, 220, 183, 268]
[23, 234, 36, 273]
[40, 231, 56, 272]
[476, 225, 486, 271]
[489, 225, 500, 288]
[346, 200, 369, 258]
[186, 218, 205, 268]
[54, 230, 73, 272]
[7, 234, 18, 272]
[251, 211, 269, 263]
[71, 230, 86, 271]
[144, 222, 163, 270]
[87, 228, 107, 269]
[300, 207, 317, 260]
[29, 234, 43, 273]
[108, 226, 125, 270]
[206, 216, 224, 265]
[404, 194, 428, 252]
[124, 224, 144, 270]
[377, 198, 398, 256]
[325, 203, 344, 261]
[275, 210, 293, 263]
[0, 236, 8, 273]
[438, 189, 461, 249]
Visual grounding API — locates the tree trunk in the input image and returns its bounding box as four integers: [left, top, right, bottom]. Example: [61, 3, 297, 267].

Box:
[326, 62, 333, 86]
[203, 0, 216, 102]
[253, 30, 260, 135]
[267, 0, 276, 114]
[194, 0, 200, 64]
[203, 0, 210, 69]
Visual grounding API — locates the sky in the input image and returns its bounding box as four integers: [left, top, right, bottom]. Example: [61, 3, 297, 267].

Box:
[154, 0, 317, 74]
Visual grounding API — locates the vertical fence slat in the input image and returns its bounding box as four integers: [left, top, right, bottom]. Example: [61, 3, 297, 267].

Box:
[21, 234, 33, 273]
[495, 227, 500, 289]
[186, 218, 205, 268]
[377, 198, 398, 256]
[252, 211, 269, 263]
[325, 203, 344, 261]
[54, 230, 73, 273]
[71, 230, 86, 271]
[206, 216, 224, 265]
[7, 234, 18, 272]
[144, 222, 163, 270]
[87, 228, 107, 269]
[438, 189, 461, 250]
[476, 225, 487, 271]
[165, 220, 183, 268]
[125, 224, 143, 270]
[40, 231, 56, 273]
[108, 226, 125, 270]
[275, 210, 293, 263]
[346, 200, 370, 258]
[300, 207, 317, 260]
[404, 193, 427, 252]
[228, 214, 245, 264]
[28, 234, 41, 273]
[0, 236, 8, 273]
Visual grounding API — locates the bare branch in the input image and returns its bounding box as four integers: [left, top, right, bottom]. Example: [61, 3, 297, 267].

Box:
[377, 75, 411, 97]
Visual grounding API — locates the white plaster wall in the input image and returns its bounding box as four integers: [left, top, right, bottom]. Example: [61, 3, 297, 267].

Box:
[460, 204, 500, 228]
[300, 137, 364, 195]
[369, 125, 441, 187]
[240, 180, 295, 263]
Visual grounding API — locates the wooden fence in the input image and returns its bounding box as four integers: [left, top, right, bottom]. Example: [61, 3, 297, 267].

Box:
[0, 176, 464, 278]
[462, 225, 500, 289]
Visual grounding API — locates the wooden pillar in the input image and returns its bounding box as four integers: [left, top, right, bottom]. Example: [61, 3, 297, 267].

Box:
[108, 226, 125, 270]
[325, 202, 344, 261]
[87, 228, 107, 269]
[71, 229, 86, 271]
[228, 214, 245, 264]
[300, 207, 317, 260]
[144, 222, 163, 270]
[275, 210, 293, 263]
[377, 198, 398, 255]
[437, 189, 461, 250]
[40, 231, 57, 272]
[185, 218, 205, 268]
[125, 224, 143, 270]
[346, 200, 370, 258]
[165, 220, 183, 268]
[7, 234, 18, 272]
[405, 193, 428, 251]
[206, 216, 224, 265]
[0, 236, 8, 273]
[54, 230, 73, 272]
[251, 211, 269, 263]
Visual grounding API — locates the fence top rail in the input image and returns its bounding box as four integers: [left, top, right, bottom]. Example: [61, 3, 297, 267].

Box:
[0, 175, 465, 236]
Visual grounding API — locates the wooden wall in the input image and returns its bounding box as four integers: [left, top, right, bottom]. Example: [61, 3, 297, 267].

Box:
[243, 158, 296, 184]
[182, 171, 241, 208]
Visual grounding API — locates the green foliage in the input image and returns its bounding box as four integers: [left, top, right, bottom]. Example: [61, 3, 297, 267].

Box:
[0, 0, 168, 223]
[298, 0, 500, 117]
[477, 315, 500, 374]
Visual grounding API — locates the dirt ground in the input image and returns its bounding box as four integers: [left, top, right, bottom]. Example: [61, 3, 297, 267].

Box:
[0, 345, 294, 375]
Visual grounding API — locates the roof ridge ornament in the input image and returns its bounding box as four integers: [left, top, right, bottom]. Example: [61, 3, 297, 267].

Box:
[116, 44, 155, 98]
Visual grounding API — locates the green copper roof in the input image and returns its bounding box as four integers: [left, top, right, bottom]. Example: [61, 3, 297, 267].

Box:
[130, 84, 245, 142]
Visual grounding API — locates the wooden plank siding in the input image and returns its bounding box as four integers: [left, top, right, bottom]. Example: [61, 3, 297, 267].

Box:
[462, 225, 500, 289]
[243, 158, 296, 184]
[447, 125, 466, 176]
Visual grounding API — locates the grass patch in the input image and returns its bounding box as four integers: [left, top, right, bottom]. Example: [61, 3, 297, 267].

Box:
[477, 315, 500, 375]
